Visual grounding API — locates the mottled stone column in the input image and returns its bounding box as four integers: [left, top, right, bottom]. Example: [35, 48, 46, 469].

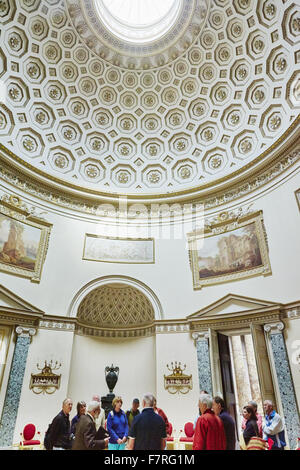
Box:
[264, 322, 300, 449]
[192, 332, 213, 395]
[0, 326, 36, 447]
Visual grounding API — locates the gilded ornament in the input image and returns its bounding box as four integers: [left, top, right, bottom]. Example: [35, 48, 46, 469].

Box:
[54, 155, 67, 168]
[0, 0, 9, 14]
[0, 112, 6, 129]
[35, 111, 46, 124]
[268, 115, 281, 130]
[275, 57, 287, 72]
[253, 89, 265, 103]
[265, 3, 276, 18]
[179, 167, 191, 179]
[292, 17, 300, 33]
[118, 172, 130, 184]
[22, 137, 36, 152]
[209, 155, 222, 169]
[239, 139, 253, 154]
[148, 171, 161, 184]
[8, 34, 21, 50]
[85, 165, 99, 179]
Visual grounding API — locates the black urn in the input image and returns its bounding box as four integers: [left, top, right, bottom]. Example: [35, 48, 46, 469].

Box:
[105, 364, 119, 393]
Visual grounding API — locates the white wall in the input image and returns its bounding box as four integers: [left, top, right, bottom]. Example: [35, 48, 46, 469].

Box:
[0, 163, 300, 445]
[67, 334, 156, 416]
[0, 171, 300, 320]
[155, 332, 199, 434]
[13, 328, 74, 444]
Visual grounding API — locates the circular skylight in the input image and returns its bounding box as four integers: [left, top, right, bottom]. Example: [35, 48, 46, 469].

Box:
[95, 0, 181, 43]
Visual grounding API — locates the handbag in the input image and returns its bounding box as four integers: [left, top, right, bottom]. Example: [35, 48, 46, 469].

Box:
[247, 436, 268, 450]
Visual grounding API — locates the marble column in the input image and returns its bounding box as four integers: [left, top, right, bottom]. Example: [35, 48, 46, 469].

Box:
[264, 322, 300, 449]
[192, 332, 213, 395]
[0, 326, 36, 447]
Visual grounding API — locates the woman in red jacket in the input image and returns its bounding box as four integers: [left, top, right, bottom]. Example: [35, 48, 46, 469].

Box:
[153, 398, 171, 437]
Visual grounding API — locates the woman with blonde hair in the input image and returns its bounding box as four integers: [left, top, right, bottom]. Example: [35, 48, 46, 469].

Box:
[107, 396, 128, 450]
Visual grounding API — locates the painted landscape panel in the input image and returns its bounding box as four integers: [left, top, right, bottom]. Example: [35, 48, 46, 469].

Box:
[197, 222, 262, 279]
[84, 235, 154, 264]
[0, 214, 41, 271]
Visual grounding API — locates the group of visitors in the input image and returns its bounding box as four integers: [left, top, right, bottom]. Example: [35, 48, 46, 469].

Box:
[45, 391, 286, 451]
[45, 393, 170, 450]
[193, 392, 286, 451]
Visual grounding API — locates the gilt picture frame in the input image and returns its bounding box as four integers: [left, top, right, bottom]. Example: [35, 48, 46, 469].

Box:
[0, 195, 52, 283]
[83, 234, 155, 264]
[187, 210, 272, 290]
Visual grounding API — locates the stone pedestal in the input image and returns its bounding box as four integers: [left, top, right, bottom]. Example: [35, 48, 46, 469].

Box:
[101, 393, 115, 419]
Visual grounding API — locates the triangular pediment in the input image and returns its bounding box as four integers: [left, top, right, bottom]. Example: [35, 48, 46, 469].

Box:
[0, 285, 43, 314]
[188, 294, 280, 320]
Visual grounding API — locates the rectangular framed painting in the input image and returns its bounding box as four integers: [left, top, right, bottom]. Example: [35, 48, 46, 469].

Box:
[0, 195, 52, 282]
[83, 234, 155, 264]
[187, 210, 271, 289]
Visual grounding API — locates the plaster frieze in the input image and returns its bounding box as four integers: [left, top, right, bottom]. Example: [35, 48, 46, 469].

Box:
[283, 306, 300, 320]
[39, 320, 76, 332]
[0, 141, 299, 219]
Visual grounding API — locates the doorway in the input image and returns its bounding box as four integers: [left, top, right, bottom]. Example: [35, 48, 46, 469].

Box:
[217, 331, 263, 432]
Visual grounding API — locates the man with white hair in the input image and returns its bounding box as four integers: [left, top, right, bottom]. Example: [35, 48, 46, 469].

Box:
[193, 393, 226, 450]
[262, 400, 286, 450]
[72, 401, 109, 450]
[92, 394, 106, 430]
[127, 393, 166, 450]
[49, 398, 73, 450]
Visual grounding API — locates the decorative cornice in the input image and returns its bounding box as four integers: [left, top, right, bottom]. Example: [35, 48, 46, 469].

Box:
[0, 125, 299, 216]
[190, 313, 282, 331]
[75, 324, 156, 339]
[0, 312, 39, 327]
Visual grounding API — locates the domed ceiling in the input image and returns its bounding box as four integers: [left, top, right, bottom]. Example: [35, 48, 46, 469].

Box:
[77, 283, 155, 328]
[0, 0, 299, 198]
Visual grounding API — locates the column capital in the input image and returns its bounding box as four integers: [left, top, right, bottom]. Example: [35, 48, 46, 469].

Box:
[15, 326, 36, 338]
[263, 322, 285, 335]
[192, 331, 209, 342]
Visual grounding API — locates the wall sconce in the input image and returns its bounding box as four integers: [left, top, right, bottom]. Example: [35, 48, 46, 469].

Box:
[30, 360, 61, 395]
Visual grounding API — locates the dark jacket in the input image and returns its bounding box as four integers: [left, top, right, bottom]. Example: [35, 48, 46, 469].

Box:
[129, 408, 166, 450]
[72, 414, 107, 450]
[243, 419, 259, 445]
[219, 411, 236, 450]
[49, 410, 72, 449]
[70, 414, 80, 439]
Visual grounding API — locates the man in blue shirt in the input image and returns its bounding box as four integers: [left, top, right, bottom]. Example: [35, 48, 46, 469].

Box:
[263, 400, 286, 450]
[127, 393, 166, 450]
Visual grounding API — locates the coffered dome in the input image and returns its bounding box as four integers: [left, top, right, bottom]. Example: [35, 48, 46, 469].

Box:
[0, 0, 299, 200]
[77, 284, 155, 328]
